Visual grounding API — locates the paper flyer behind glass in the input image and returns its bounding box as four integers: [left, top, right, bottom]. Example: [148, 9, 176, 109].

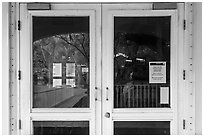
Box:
[149, 62, 166, 83]
[160, 87, 169, 104]
[66, 63, 75, 77]
[82, 67, 88, 73]
[53, 63, 62, 77]
[53, 79, 62, 87]
[66, 79, 75, 87]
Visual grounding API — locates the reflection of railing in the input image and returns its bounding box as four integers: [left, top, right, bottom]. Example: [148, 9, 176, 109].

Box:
[114, 84, 170, 108]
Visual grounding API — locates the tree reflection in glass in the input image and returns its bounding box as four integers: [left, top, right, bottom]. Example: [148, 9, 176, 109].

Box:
[33, 32, 89, 108]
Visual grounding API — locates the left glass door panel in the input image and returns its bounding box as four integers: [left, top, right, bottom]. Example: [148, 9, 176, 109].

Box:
[32, 17, 90, 108]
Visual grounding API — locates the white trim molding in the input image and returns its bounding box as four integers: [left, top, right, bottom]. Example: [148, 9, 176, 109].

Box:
[2, 2, 10, 135]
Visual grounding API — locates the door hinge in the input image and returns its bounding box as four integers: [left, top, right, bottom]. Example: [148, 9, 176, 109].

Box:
[183, 20, 186, 30]
[183, 70, 186, 80]
[183, 119, 186, 130]
[18, 70, 21, 80]
[18, 20, 21, 31]
[19, 119, 22, 129]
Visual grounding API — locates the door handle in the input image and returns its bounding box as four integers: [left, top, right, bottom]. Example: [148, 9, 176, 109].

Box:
[106, 87, 109, 101]
[95, 87, 98, 101]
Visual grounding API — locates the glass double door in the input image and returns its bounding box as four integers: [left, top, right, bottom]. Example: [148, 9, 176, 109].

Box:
[19, 3, 178, 135]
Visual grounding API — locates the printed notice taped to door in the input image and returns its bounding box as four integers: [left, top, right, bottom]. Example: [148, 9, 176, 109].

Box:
[53, 63, 62, 77]
[160, 87, 169, 104]
[82, 67, 88, 74]
[149, 62, 166, 83]
[66, 79, 75, 87]
[66, 63, 75, 77]
[53, 79, 62, 88]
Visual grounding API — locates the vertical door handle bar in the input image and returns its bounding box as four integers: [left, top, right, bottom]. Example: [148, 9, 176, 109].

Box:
[106, 87, 109, 101]
[95, 87, 98, 101]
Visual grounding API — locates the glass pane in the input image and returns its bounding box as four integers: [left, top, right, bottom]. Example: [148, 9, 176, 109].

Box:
[33, 121, 89, 135]
[114, 17, 170, 108]
[114, 121, 170, 135]
[33, 17, 90, 108]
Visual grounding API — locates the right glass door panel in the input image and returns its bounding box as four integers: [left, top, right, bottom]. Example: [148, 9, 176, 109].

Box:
[114, 17, 171, 108]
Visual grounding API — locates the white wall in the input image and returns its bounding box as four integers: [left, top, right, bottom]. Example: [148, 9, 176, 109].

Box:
[2, 2, 10, 135]
[192, 2, 202, 135]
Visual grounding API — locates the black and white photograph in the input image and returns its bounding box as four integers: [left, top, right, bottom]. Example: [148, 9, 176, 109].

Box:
[1, 1, 202, 135]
